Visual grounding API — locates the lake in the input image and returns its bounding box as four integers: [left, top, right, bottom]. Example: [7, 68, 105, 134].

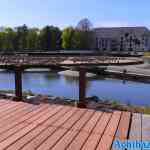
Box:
[0, 71, 150, 106]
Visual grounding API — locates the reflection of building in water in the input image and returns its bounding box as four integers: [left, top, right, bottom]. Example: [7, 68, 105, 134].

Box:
[94, 27, 150, 51]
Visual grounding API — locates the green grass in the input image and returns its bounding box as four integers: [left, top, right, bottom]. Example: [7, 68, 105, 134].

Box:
[1, 90, 150, 114]
[144, 52, 150, 56]
[0, 90, 35, 97]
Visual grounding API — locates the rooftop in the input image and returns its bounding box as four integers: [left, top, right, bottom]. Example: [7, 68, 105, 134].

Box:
[94, 26, 150, 38]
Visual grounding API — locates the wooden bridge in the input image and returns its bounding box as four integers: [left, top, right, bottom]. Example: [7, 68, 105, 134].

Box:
[0, 55, 143, 104]
[0, 99, 148, 150]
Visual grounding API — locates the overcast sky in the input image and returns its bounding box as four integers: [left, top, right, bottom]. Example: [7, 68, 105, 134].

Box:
[0, 0, 150, 29]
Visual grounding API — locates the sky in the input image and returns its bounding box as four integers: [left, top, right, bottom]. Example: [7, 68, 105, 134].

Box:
[0, 0, 150, 29]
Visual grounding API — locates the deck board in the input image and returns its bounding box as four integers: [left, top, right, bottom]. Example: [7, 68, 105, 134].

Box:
[66, 112, 102, 150]
[129, 113, 142, 140]
[0, 100, 145, 150]
[37, 110, 93, 150]
[142, 114, 150, 140]
[111, 112, 131, 150]
[96, 111, 121, 150]
[81, 112, 112, 150]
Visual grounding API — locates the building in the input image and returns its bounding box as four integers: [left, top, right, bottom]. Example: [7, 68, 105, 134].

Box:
[94, 27, 150, 51]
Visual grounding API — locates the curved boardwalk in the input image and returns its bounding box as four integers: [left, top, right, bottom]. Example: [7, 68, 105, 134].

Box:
[0, 100, 148, 150]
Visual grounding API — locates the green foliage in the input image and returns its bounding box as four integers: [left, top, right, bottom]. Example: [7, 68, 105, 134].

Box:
[61, 27, 94, 50]
[144, 52, 150, 56]
[61, 27, 75, 49]
[111, 100, 120, 108]
[0, 24, 94, 52]
[39, 26, 61, 50]
[27, 28, 39, 50]
[0, 25, 62, 52]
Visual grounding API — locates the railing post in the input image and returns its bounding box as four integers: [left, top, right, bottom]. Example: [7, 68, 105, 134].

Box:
[77, 67, 86, 108]
[14, 67, 22, 101]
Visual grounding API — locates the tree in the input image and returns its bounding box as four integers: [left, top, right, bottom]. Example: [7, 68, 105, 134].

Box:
[76, 18, 93, 31]
[27, 28, 39, 50]
[72, 30, 82, 49]
[76, 18, 94, 50]
[61, 27, 75, 49]
[0, 32, 6, 50]
[39, 26, 61, 50]
[16, 24, 29, 50]
[4, 27, 17, 51]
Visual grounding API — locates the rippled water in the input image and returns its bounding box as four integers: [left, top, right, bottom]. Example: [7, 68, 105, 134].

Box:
[0, 71, 150, 106]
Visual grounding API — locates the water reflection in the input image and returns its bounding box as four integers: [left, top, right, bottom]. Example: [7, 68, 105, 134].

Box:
[0, 71, 150, 106]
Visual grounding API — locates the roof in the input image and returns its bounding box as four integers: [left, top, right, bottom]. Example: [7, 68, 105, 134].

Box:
[94, 26, 150, 38]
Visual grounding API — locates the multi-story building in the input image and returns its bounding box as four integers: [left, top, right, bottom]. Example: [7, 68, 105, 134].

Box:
[94, 27, 150, 51]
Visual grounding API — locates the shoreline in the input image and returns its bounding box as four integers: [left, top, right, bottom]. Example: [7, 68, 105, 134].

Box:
[0, 90, 150, 114]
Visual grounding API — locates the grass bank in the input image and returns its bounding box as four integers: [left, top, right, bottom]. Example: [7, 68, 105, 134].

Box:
[0, 90, 150, 114]
[144, 52, 150, 56]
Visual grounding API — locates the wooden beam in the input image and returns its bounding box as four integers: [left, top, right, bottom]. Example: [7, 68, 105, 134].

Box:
[77, 67, 86, 108]
[14, 67, 22, 101]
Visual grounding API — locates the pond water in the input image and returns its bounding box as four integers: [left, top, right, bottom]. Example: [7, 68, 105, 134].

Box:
[0, 71, 150, 106]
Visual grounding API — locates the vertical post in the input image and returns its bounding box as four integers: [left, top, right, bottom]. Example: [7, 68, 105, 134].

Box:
[14, 67, 22, 101]
[77, 67, 86, 108]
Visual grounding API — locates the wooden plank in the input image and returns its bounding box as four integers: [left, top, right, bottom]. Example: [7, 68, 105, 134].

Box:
[21, 109, 86, 150]
[92, 112, 112, 135]
[69, 110, 94, 132]
[40, 106, 76, 128]
[36, 110, 93, 150]
[51, 111, 102, 150]
[0, 105, 62, 150]
[50, 107, 77, 128]
[0, 102, 21, 115]
[0, 104, 40, 128]
[114, 111, 131, 140]
[0, 104, 50, 135]
[81, 111, 103, 133]
[5, 107, 76, 150]
[129, 113, 142, 140]
[0, 100, 12, 107]
[0, 102, 25, 118]
[21, 127, 57, 150]
[24, 105, 61, 124]
[0, 105, 64, 143]
[111, 112, 131, 150]
[66, 111, 102, 150]
[0, 103, 31, 121]
[103, 111, 121, 137]
[96, 111, 121, 150]
[142, 114, 150, 140]
[61, 109, 86, 130]
[81, 112, 112, 150]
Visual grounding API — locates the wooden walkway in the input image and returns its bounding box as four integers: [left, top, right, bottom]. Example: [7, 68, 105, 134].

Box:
[0, 100, 149, 150]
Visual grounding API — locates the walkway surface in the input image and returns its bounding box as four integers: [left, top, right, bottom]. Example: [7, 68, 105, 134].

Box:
[0, 99, 148, 150]
[106, 62, 150, 77]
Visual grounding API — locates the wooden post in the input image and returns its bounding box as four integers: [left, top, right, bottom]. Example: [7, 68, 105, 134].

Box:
[77, 67, 86, 108]
[14, 67, 22, 101]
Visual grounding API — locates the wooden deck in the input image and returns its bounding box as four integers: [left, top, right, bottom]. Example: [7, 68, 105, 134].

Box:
[0, 100, 149, 150]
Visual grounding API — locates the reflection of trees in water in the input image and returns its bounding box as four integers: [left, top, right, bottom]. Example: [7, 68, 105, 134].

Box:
[44, 72, 60, 80]
[62, 75, 92, 90]
[63, 75, 78, 84]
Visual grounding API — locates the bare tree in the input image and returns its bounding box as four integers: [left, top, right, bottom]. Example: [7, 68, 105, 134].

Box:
[76, 18, 93, 31]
